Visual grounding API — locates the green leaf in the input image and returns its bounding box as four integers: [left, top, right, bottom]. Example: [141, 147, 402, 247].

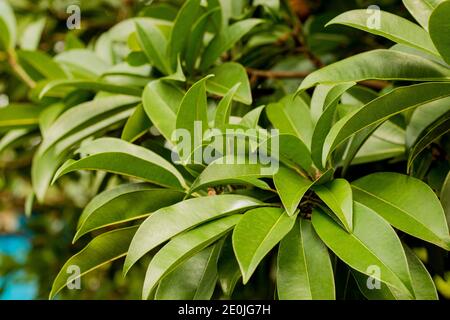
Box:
[352, 172, 450, 249]
[218, 237, 241, 297]
[311, 84, 355, 170]
[176, 76, 212, 162]
[38, 79, 142, 99]
[33, 96, 139, 201]
[53, 137, 187, 190]
[273, 166, 313, 216]
[121, 104, 151, 142]
[167, 0, 202, 68]
[19, 17, 46, 51]
[321, 82, 450, 167]
[55, 49, 110, 79]
[441, 171, 450, 229]
[266, 94, 314, 148]
[18, 50, 69, 80]
[310, 83, 355, 124]
[135, 21, 172, 75]
[406, 96, 450, 148]
[124, 195, 262, 274]
[0, 104, 40, 131]
[142, 80, 184, 142]
[408, 113, 450, 171]
[326, 10, 438, 56]
[0, 129, 30, 153]
[74, 184, 185, 242]
[259, 134, 312, 173]
[185, 7, 221, 73]
[155, 242, 222, 300]
[312, 203, 414, 297]
[214, 83, 240, 126]
[353, 243, 438, 300]
[200, 19, 263, 70]
[429, 1, 450, 64]
[313, 179, 353, 232]
[240, 106, 265, 129]
[206, 62, 252, 105]
[50, 226, 137, 299]
[142, 215, 241, 299]
[0, 0, 17, 50]
[232, 207, 297, 283]
[189, 155, 276, 193]
[298, 50, 450, 91]
[277, 219, 335, 300]
[402, 0, 441, 30]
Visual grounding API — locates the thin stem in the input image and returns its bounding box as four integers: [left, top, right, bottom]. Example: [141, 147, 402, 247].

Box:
[7, 49, 36, 88]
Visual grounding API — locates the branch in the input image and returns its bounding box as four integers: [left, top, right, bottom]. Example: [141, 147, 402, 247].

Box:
[7, 49, 36, 88]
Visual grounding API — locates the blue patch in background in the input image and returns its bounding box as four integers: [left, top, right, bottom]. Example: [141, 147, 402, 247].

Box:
[0, 216, 38, 300]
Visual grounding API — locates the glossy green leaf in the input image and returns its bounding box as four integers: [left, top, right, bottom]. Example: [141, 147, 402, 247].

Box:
[277, 219, 335, 300]
[313, 179, 353, 232]
[33, 98, 137, 201]
[189, 155, 276, 193]
[0, 0, 16, 49]
[298, 50, 450, 91]
[0, 129, 30, 153]
[185, 7, 221, 72]
[321, 82, 450, 167]
[214, 83, 240, 126]
[232, 207, 297, 283]
[125, 195, 262, 274]
[200, 19, 263, 70]
[259, 134, 313, 173]
[273, 166, 313, 216]
[406, 96, 450, 148]
[50, 226, 137, 299]
[176, 76, 212, 161]
[135, 21, 172, 75]
[155, 242, 221, 300]
[39, 79, 142, 99]
[142, 79, 184, 142]
[142, 215, 241, 299]
[167, 0, 201, 68]
[53, 137, 187, 190]
[441, 171, 450, 229]
[429, 1, 450, 64]
[0, 104, 40, 131]
[55, 49, 109, 79]
[74, 184, 185, 242]
[312, 203, 413, 296]
[266, 94, 314, 148]
[121, 104, 151, 142]
[18, 50, 68, 80]
[327, 10, 438, 56]
[240, 106, 265, 129]
[19, 17, 46, 51]
[218, 237, 241, 297]
[402, 0, 441, 30]
[408, 113, 450, 171]
[354, 243, 438, 300]
[206, 62, 252, 105]
[310, 83, 355, 124]
[352, 172, 450, 249]
[311, 84, 355, 170]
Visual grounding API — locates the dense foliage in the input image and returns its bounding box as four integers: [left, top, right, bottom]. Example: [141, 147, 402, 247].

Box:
[0, 0, 449, 300]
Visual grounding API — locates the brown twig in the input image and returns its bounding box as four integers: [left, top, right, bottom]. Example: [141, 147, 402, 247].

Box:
[7, 49, 36, 88]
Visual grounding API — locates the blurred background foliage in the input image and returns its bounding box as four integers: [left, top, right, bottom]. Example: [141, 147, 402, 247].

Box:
[0, 0, 449, 299]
